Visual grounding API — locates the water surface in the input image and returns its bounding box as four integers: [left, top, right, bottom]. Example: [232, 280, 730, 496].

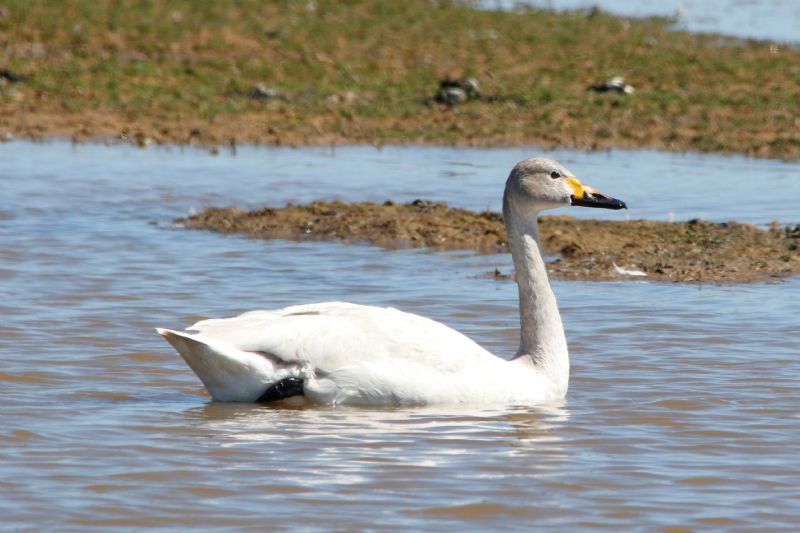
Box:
[1, 142, 798, 529]
[487, 0, 800, 43]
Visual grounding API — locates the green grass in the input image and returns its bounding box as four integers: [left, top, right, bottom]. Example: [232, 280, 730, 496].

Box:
[1, 0, 798, 157]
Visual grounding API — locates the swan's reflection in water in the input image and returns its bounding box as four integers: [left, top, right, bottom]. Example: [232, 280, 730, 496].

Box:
[183, 401, 570, 488]
[188, 401, 569, 442]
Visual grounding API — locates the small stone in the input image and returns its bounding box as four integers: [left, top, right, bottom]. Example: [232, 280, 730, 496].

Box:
[434, 77, 482, 105]
[0, 69, 27, 83]
[589, 76, 635, 95]
[250, 84, 289, 101]
[459, 77, 481, 99]
[437, 86, 468, 105]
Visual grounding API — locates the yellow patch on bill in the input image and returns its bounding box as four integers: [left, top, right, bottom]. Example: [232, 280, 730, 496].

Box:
[565, 177, 585, 198]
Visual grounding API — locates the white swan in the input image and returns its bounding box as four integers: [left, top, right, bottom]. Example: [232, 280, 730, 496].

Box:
[158, 158, 626, 406]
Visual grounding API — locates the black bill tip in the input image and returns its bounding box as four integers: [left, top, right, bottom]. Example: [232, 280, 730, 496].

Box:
[571, 193, 627, 210]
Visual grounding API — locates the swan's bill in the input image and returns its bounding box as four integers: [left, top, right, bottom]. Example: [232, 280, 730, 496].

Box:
[566, 177, 627, 210]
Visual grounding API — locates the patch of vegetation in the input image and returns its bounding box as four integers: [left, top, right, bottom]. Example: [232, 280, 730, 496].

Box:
[1, 1, 798, 158]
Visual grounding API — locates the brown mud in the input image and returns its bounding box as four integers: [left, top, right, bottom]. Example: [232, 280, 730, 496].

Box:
[1, 1, 799, 158]
[178, 201, 800, 283]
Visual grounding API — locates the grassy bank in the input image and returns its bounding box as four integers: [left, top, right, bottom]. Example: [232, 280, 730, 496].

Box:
[179, 201, 800, 283]
[1, 1, 798, 158]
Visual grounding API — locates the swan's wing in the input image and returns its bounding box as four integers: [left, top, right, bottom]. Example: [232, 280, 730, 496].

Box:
[187, 302, 495, 376]
[164, 302, 536, 404]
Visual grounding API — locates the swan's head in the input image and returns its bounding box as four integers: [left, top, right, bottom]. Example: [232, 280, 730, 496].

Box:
[504, 157, 626, 218]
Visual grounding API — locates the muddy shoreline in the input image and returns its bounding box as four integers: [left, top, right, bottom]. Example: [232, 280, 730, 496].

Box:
[2, 1, 799, 159]
[177, 201, 800, 283]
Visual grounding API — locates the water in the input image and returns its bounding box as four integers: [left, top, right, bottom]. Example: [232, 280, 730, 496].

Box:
[486, 0, 800, 43]
[1, 141, 799, 529]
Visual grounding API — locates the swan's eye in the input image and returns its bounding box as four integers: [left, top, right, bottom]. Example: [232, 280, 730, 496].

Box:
[550, 170, 561, 179]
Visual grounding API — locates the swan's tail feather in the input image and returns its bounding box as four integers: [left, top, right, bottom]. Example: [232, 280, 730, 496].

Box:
[156, 328, 277, 402]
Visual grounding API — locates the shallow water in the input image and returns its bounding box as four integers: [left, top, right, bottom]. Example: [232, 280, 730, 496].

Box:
[1, 142, 799, 529]
[488, 0, 800, 43]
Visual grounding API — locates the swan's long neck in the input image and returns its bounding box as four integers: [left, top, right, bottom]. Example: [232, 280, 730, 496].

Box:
[503, 195, 569, 394]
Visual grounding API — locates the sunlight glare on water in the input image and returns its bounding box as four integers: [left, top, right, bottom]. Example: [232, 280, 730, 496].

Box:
[0, 142, 798, 529]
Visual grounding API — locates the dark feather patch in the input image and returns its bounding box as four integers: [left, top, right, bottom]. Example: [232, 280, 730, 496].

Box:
[256, 377, 304, 403]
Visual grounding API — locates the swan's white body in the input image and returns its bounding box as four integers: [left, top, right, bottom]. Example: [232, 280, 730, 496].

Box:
[158, 158, 626, 406]
[159, 303, 557, 405]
